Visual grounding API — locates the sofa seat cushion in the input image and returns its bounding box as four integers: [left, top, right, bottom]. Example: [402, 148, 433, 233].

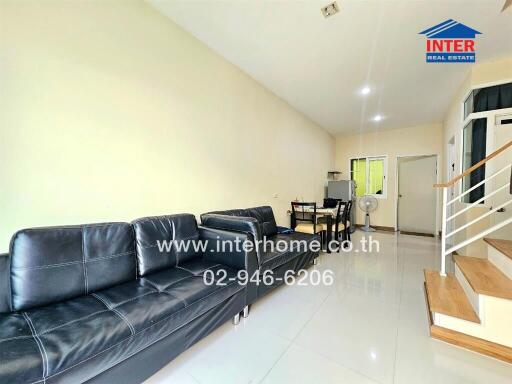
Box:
[142, 259, 239, 306]
[177, 258, 222, 276]
[260, 233, 319, 271]
[0, 261, 243, 384]
[260, 249, 297, 271]
[0, 313, 46, 384]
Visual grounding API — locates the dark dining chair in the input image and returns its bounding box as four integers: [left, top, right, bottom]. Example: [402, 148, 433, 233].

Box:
[291, 202, 323, 240]
[318, 200, 344, 250]
[342, 200, 353, 243]
[323, 198, 339, 208]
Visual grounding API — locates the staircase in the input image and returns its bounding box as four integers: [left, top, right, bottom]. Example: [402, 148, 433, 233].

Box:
[424, 140, 512, 363]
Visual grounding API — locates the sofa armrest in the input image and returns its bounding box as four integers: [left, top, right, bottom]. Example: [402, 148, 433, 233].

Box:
[199, 227, 259, 305]
[0, 253, 11, 313]
[200, 214, 262, 243]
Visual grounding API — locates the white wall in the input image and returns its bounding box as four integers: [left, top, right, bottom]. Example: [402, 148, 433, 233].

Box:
[334, 124, 443, 229]
[0, 0, 335, 252]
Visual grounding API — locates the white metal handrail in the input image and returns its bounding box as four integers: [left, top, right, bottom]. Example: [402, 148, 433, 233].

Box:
[445, 198, 512, 239]
[445, 216, 512, 256]
[447, 182, 510, 222]
[446, 163, 511, 206]
[436, 143, 512, 276]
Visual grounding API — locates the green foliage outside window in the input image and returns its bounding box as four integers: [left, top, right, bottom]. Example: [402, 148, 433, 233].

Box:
[351, 158, 384, 197]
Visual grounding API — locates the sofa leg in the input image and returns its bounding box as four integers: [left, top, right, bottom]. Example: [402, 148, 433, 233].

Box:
[242, 305, 249, 318]
[233, 313, 240, 325]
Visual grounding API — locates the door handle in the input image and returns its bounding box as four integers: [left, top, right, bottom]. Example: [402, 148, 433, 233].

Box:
[399, 194, 403, 198]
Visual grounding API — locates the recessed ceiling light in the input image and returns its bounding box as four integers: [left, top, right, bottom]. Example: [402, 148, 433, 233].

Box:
[361, 86, 371, 95]
[373, 115, 383, 122]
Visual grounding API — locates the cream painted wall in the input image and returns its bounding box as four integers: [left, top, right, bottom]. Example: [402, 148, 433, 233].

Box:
[0, 0, 335, 252]
[442, 57, 512, 256]
[334, 124, 443, 229]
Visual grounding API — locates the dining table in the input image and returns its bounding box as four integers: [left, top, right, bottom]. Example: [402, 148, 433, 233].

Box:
[288, 205, 343, 253]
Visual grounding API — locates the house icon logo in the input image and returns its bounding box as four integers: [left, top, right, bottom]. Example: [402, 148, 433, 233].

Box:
[419, 20, 481, 63]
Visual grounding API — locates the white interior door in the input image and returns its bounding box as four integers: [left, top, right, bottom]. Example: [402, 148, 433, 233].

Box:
[398, 155, 437, 235]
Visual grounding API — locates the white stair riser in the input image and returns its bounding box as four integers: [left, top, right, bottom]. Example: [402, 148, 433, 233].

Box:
[455, 264, 482, 318]
[488, 244, 512, 280]
[433, 294, 512, 348]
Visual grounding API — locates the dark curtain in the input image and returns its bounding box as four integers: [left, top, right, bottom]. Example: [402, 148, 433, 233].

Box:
[468, 118, 486, 203]
[474, 83, 512, 112]
[468, 83, 512, 203]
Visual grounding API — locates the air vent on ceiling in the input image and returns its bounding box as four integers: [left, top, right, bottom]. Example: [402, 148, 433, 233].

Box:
[321, 2, 339, 18]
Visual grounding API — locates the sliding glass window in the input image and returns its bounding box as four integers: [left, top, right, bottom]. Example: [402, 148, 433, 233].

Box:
[350, 156, 387, 198]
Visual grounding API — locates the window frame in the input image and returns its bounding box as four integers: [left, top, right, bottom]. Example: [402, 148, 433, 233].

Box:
[349, 155, 388, 199]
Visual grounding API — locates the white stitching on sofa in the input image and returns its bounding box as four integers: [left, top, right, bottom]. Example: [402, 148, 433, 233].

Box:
[39, 309, 111, 336]
[91, 293, 135, 335]
[12, 260, 83, 270]
[142, 274, 191, 291]
[176, 264, 221, 276]
[23, 312, 48, 383]
[104, 290, 156, 309]
[81, 228, 88, 294]
[111, 308, 135, 335]
[11, 250, 135, 270]
[84, 250, 135, 263]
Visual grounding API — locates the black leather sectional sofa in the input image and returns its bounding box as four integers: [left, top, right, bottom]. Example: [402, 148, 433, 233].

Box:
[0, 207, 319, 383]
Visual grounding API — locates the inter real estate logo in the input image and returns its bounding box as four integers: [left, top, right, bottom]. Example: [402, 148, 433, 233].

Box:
[419, 19, 481, 63]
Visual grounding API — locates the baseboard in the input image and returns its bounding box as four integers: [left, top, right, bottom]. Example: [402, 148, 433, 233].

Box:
[423, 281, 512, 364]
[354, 224, 395, 232]
[399, 230, 435, 238]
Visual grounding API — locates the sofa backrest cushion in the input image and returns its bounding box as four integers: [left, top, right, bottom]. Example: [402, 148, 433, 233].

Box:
[0, 253, 10, 313]
[203, 206, 278, 237]
[9, 223, 136, 311]
[132, 214, 200, 276]
[246, 206, 278, 237]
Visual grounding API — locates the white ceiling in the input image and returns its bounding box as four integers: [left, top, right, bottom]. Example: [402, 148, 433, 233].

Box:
[148, 0, 512, 134]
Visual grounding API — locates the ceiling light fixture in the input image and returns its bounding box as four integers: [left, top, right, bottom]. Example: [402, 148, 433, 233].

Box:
[373, 115, 383, 122]
[361, 86, 371, 95]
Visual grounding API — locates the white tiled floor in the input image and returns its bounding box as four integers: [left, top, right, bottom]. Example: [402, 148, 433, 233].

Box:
[145, 231, 512, 384]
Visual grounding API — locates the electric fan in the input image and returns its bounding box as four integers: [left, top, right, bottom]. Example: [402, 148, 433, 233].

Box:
[358, 195, 378, 232]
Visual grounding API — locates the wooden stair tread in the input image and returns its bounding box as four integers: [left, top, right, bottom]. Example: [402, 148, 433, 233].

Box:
[424, 270, 480, 323]
[454, 255, 512, 300]
[484, 238, 512, 261]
